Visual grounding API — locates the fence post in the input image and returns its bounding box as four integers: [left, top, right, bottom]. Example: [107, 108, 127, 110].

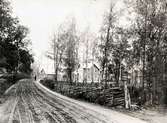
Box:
[123, 72, 131, 109]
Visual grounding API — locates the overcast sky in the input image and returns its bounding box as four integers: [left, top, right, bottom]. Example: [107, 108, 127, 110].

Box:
[10, 0, 127, 73]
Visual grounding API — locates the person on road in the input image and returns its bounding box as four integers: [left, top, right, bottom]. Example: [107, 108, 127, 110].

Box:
[34, 75, 36, 81]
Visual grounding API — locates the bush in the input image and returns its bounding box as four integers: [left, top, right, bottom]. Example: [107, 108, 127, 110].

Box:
[40, 81, 124, 107]
[95, 95, 106, 105]
[85, 91, 99, 102]
[0, 79, 8, 96]
[0, 73, 31, 84]
[0, 73, 31, 97]
[40, 79, 55, 90]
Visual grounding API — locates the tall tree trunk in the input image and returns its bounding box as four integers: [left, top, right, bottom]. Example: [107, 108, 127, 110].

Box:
[141, 3, 148, 103]
[55, 68, 58, 82]
[124, 80, 131, 109]
[69, 69, 72, 84]
[86, 38, 88, 83]
[104, 22, 111, 87]
[53, 35, 57, 82]
[118, 63, 122, 86]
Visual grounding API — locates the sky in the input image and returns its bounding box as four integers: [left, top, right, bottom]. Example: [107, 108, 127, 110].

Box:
[10, 0, 127, 73]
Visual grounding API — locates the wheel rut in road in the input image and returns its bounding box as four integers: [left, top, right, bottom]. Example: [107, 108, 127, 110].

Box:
[0, 79, 108, 123]
[0, 79, 147, 123]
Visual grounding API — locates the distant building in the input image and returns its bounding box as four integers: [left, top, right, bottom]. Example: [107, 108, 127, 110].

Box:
[45, 72, 66, 81]
[45, 74, 55, 80]
[39, 69, 46, 79]
[73, 62, 101, 83]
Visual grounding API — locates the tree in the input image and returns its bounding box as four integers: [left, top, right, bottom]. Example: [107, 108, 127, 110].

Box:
[63, 20, 79, 83]
[31, 61, 41, 79]
[0, 0, 33, 74]
[19, 49, 34, 74]
[99, 4, 116, 86]
[112, 28, 131, 85]
[80, 27, 93, 83]
[46, 27, 66, 82]
[99, 3, 131, 87]
[130, 0, 167, 104]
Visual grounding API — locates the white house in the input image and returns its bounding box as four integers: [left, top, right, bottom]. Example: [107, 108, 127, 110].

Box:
[73, 62, 101, 83]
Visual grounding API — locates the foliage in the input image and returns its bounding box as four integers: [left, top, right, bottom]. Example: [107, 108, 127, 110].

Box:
[41, 80, 125, 107]
[0, 79, 8, 97]
[132, 0, 167, 104]
[0, 0, 33, 74]
[99, 4, 131, 86]
[19, 49, 34, 74]
[98, 4, 116, 84]
[63, 20, 79, 83]
[40, 78, 55, 90]
[112, 28, 131, 84]
[0, 73, 31, 97]
[46, 27, 67, 81]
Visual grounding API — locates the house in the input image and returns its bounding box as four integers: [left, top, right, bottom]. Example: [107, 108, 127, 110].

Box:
[38, 69, 46, 79]
[45, 72, 66, 81]
[73, 62, 101, 83]
[45, 74, 55, 80]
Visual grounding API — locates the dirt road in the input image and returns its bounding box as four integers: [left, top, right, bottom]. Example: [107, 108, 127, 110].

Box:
[0, 79, 147, 123]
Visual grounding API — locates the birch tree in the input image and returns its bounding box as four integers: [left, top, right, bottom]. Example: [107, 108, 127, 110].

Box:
[63, 20, 79, 83]
[130, 0, 167, 104]
[99, 4, 116, 87]
[46, 28, 66, 82]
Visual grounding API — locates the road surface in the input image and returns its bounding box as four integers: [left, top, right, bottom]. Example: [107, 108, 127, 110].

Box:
[0, 79, 147, 123]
